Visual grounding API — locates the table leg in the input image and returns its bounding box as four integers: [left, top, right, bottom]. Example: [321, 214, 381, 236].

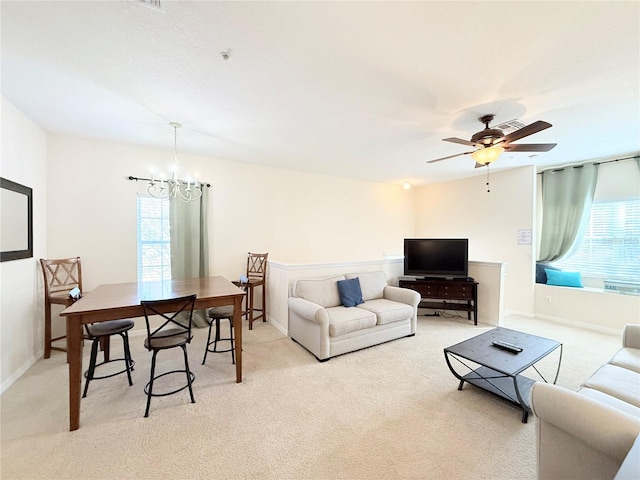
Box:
[44, 302, 52, 359]
[248, 286, 255, 330]
[67, 317, 84, 431]
[512, 375, 530, 424]
[234, 296, 243, 383]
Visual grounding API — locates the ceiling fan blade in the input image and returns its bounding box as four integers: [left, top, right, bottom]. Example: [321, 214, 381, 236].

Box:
[443, 137, 477, 147]
[504, 143, 557, 152]
[501, 120, 552, 144]
[427, 151, 475, 164]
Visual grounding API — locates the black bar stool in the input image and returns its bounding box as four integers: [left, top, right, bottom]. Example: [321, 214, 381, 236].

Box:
[141, 295, 197, 418]
[202, 306, 235, 365]
[82, 319, 135, 398]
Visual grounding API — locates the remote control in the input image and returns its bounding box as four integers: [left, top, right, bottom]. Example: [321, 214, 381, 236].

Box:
[492, 340, 523, 353]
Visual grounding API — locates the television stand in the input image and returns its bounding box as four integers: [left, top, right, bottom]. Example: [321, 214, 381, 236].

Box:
[399, 277, 478, 325]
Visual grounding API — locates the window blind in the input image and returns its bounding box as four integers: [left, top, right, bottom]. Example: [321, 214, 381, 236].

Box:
[553, 199, 640, 283]
[137, 195, 171, 281]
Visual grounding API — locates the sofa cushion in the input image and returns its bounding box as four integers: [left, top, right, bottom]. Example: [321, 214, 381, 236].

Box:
[578, 387, 640, 418]
[356, 299, 413, 325]
[294, 275, 345, 308]
[326, 306, 376, 337]
[337, 277, 364, 307]
[610, 347, 640, 374]
[345, 271, 386, 301]
[582, 364, 640, 407]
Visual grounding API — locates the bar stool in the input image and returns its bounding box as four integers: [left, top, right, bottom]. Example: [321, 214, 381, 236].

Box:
[141, 295, 197, 418]
[82, 319, 135, 398]
[202, 306, 235, 365]
[232, 252, 268, 330]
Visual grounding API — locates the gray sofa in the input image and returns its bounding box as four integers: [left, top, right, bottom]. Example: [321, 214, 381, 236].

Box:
[530, 323, 640, 480]
[288, 271, 420, 361]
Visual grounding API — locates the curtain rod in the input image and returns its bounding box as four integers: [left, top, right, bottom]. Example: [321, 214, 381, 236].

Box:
[128, 175, 211, 187]
[537, 154, 640, 174]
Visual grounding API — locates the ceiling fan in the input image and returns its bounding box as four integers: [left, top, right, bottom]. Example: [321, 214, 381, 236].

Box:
[427, 114, 557, 167]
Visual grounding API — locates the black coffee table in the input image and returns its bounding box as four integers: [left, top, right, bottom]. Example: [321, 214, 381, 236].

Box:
[443, 327, 562, 422]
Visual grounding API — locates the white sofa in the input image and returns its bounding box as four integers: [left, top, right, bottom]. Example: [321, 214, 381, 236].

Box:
[288, 271, 420, 361]
[530, 324, 640, 480]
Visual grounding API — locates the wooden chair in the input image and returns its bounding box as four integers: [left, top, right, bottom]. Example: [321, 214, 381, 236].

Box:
[40, 257, 82, 358]
[232, 252, 268, 330]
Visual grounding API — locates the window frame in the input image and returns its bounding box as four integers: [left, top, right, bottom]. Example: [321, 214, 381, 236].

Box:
[136, 194, 171, 282]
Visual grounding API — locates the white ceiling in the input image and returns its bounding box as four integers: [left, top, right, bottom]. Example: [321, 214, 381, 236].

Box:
[2, 1, 639, 187]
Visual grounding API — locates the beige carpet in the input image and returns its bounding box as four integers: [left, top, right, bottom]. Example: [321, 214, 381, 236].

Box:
[0, 315, 621, 479]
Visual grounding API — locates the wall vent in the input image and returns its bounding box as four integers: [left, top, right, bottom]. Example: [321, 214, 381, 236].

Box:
[137, 0, 166, 13]
[494, 119, 526, 133]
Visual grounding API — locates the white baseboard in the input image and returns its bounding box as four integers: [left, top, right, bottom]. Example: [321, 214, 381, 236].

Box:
[504, 309, 536, 318]
[268, 316, 288, 336]
[1, 351, 41, 395]
[534, 313, 621, 336]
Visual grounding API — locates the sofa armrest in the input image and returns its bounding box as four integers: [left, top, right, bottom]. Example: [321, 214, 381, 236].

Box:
[383, 285, 420, 307]
[622, 324, 640, 349]
[288, 297, 327, 325]
[531, 382, 640, 480]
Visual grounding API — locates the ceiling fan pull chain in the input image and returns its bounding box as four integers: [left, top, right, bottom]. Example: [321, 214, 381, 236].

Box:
[486, 165, 491, 193]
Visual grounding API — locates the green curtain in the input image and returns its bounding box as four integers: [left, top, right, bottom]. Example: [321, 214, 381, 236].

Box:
[170, 187, 209, 328]
[538, 164, 598, 262]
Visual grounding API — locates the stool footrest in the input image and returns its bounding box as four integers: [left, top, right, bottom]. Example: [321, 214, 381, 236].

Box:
[144, 370, 196, 397]
[83, 358, 135, 381]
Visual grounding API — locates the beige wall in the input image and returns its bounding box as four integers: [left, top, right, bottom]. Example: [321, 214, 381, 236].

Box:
[2, 96, 636, 393]
[45, 135, 416, 291]
[0, 97, 48, 392]
[413, 166, 537, 315]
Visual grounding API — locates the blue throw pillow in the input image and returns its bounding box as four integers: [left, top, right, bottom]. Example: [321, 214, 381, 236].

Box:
[544, 269, 583, 288]
[337, 277, 364, 307]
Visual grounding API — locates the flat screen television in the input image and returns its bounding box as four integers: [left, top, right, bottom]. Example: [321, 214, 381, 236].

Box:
[404, 238, 469, 279]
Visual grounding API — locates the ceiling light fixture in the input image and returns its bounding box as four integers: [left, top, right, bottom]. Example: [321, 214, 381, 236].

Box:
[129, 122, 206, 202]
[471, 145, 505, 165]
[402, 182, 411, 190]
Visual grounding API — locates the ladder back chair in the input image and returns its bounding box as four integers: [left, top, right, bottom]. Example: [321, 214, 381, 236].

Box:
[40, 257, 83, 359]
[232, 252, 268, 330]
[141, 294, 197, 418]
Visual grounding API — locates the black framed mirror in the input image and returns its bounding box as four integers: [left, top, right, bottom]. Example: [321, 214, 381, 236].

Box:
[1, 177, 33, 262]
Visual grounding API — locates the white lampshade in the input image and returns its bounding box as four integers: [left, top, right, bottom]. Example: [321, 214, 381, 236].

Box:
[471, 145, 505, 165]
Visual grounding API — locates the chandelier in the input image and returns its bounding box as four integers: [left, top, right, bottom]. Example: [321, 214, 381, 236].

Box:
[129, 122, 205, 202]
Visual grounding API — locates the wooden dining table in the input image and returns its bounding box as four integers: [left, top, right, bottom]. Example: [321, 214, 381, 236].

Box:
[60, 276, 246, 431]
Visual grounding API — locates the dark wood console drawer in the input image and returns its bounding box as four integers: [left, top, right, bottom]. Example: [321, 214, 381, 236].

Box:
[438, 284, 474, 298]
[400, 282, 436, 296]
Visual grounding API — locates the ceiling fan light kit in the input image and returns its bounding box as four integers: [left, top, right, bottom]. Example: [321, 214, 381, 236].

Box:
[471, 145, 504, 165]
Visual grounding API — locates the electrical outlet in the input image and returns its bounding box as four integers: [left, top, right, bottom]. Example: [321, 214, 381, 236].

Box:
[546, 296, 552, 304]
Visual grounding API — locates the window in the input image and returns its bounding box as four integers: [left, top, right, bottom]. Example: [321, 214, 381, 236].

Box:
[137, 195, 171, 281]
[552, 198, 640, 283]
